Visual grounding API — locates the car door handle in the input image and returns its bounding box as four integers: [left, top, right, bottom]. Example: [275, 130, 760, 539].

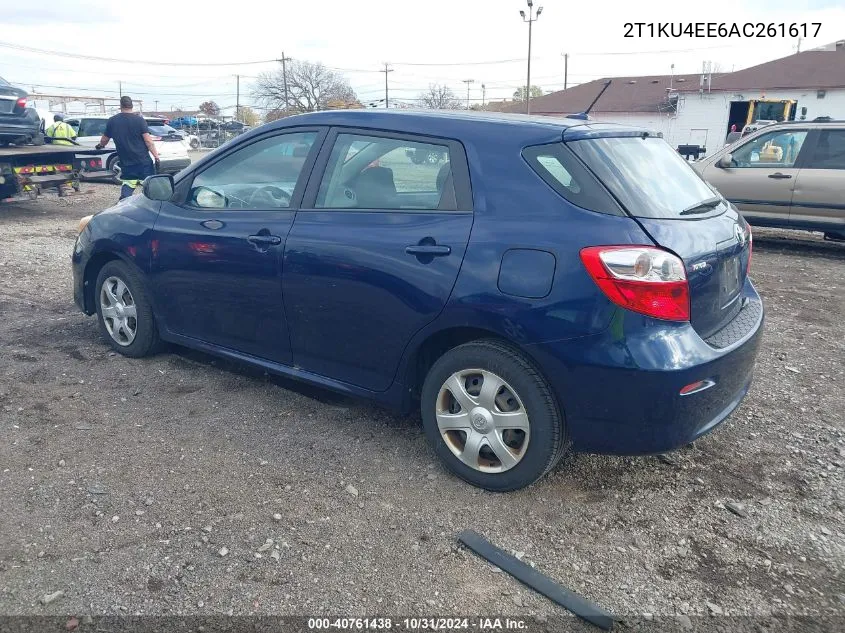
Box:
[768, 173, 792, 179]
[247, 234, 282, 246]
[405, 244, 451, 256]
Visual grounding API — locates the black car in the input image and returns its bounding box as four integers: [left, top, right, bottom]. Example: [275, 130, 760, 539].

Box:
[0, 77, 41, 146]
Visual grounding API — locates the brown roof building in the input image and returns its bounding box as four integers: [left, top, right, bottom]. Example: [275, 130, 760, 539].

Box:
[511, 40, 845, 155]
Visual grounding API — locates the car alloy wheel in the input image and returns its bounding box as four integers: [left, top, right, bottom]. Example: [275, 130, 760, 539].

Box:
[99, 276, 137, 346]
[436, 369, 530, 473]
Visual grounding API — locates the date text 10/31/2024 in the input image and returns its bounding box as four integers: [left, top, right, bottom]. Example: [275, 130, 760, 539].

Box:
[623, 22, 821, 38]
[307, 618, 529, 631]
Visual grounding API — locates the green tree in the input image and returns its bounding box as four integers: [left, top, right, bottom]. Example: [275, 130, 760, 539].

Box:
[512, 85, 544, 102]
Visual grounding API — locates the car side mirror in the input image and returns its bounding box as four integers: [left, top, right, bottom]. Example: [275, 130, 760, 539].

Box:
[717, 153, 733, 169]
[143, 174, 174, 201]
[191, 186, 227, 209]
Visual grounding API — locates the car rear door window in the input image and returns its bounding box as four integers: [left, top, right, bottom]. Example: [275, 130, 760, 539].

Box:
[315, 133, 456, 211]
[730, 129, 808, 168]
[807, 130, 845, 170]
[188, 131, 317, 210]
[78, 118, 107, 137]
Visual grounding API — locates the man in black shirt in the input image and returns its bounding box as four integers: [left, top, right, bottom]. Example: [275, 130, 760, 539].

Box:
[96, 96, 160, 200]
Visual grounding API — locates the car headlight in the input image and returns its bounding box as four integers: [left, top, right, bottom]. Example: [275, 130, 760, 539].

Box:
[78, 214, 94, 234]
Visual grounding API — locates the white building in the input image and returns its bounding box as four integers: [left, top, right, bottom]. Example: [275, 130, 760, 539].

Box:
[516, 40, 845, 156]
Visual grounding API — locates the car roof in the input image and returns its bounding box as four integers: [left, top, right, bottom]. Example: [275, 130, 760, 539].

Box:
[767, 119, 844, 128]
[267, 109, 651, 144]
[71, 114, 167, 121]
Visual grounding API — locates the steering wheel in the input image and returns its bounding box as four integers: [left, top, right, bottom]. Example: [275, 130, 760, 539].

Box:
[247, 185, 291, 208]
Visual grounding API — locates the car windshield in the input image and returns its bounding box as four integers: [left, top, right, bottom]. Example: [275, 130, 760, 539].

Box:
[570, 136, 720, 219]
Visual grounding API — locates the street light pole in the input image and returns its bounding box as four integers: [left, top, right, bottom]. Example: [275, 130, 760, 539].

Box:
[462, 79, 475, 110]
[520, 1, 543, 115]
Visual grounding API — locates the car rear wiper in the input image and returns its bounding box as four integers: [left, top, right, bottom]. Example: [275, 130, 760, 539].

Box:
[679, 196, 723, 215]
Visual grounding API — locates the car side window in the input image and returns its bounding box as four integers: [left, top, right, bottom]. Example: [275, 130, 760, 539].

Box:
[731, 129, 808, 168]
[522, 143, 623, 216]
[807, 130, 845, 170]
[188, 132, 317, 210]
[315, 133, 456, 211]
[78, 119, 107, 137]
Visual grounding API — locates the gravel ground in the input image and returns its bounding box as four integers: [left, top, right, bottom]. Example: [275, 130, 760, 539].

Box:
[0, 183, 843, 630]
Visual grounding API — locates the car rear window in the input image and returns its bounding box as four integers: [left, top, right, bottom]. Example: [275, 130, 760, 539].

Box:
[148, 124, 178, 136]
[569, 136, 719, 219]
[522, 143, 623, 216]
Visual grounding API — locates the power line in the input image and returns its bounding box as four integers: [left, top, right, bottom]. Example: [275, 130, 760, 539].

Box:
[393, 58, 526, 66]
[0, 40, 277, 67]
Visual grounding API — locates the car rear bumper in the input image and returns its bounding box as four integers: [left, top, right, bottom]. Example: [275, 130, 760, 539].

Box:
[527, 279, 764, 455]
[0, 120, 39, 138]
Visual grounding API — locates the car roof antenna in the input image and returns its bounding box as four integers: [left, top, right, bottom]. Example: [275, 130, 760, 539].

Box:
[567, 80, 612, 121]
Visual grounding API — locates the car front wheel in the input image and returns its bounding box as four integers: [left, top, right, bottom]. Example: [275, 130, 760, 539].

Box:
[94, 260, 159, 357]
[421, 339, 566, 491]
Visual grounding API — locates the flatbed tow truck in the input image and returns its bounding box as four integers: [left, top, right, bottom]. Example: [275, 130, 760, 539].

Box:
[0, 144, 112, 203]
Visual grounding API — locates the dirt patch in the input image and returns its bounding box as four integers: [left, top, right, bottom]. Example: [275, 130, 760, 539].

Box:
[0, 189, 843, 620]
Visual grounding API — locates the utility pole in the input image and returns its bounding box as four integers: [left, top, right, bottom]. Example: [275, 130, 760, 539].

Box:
[236, 74, 240, 121]
[277, 52, 291, 113]
[155, 100, 159, 112]
[797, 37, 802, 53]
[481, 83, 486, 107]
[462, 79, 475, 110]
[563, 53, 569, 90]
[119, 81, 122, 98]
[382, 63, 394, 109]
[519, 1, 543, 115]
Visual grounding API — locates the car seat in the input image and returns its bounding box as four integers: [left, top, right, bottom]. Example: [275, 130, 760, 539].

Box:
[355, 166, 398, 208]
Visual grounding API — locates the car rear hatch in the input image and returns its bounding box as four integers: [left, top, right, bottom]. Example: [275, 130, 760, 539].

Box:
[0, 87, 23, 117]
[147, 122, 188, 157]
[565, 128, 752, 339]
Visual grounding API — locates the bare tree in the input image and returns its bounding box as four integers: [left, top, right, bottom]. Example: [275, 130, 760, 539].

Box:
[253, 60, 358, 113]
[418, 84, 461, 109]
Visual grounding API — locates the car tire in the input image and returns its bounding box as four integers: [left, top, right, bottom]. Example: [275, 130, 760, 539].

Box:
[107, 155, 122, 182]
[94, 260, 160, 358]
[420, 339, 566, 491]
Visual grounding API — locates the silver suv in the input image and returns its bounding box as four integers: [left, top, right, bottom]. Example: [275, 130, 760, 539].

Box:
[695, 118, 845, 240]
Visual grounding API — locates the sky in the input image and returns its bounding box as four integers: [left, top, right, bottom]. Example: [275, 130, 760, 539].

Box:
[1, 0, 843, 115]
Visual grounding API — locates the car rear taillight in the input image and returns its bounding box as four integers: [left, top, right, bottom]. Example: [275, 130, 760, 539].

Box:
[580, 246, 690, 321]
[16, 97, 27, 109]
[150, 135, 162, 141]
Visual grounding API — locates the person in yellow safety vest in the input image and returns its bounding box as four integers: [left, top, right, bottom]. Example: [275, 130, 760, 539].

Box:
[45, 114, 77, 146]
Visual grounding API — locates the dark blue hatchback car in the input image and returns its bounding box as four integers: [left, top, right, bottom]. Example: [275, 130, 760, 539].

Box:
[72, 110, 763, 491]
